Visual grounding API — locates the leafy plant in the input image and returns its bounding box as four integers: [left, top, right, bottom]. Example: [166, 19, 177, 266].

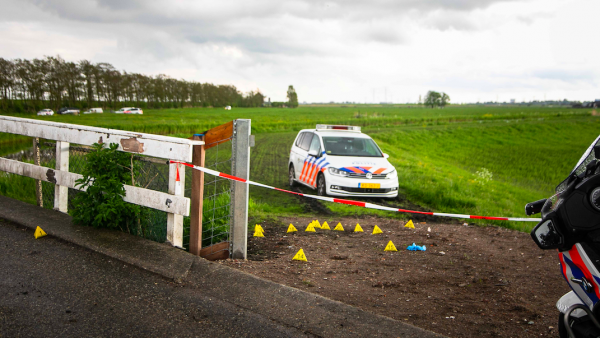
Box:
[72, 143, 140, 231]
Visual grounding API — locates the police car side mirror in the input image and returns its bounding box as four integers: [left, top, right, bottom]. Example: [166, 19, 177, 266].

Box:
[383, 153, 389, 159]
[308, 150, 319, 157]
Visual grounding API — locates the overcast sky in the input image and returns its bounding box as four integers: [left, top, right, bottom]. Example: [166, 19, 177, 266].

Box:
[0, 0, 598, 103]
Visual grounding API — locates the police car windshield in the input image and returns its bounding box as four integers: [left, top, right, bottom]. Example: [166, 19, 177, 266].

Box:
[322, 136, 383, 157]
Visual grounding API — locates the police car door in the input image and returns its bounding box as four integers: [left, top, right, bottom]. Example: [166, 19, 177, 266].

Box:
[294, 132, 312, 181]
[307, 134, 324, 187]
[297, 132, 316, 185]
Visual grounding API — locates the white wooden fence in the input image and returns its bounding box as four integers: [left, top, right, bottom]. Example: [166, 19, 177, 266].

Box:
[0, 116, 203, 248]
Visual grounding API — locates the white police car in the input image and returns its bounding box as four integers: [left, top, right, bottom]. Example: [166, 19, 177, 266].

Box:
[288, 125, 399, 198]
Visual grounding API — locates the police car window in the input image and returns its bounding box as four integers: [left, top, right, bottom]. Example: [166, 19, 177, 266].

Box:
[309, 135, 321, 153]
[300, 132, 313, 150]
[295, 133, 305, 147]
[322, 137, 383, 157]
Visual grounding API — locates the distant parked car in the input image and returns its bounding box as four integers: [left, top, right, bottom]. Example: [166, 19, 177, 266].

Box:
[36, 109, 54, 116]
[225, 106, 232, 110]
[115, 107, 133, 114]
[82, 107, 103, 114]
[115, 107, 142, 114]
[57, 107, 80, 115]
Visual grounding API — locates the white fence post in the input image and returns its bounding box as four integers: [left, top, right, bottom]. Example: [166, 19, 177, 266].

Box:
[33, 137, 43, 207]
[54, 141, 69, 213]
[231, 119, 251, 259]
[167, 161, 185, 248]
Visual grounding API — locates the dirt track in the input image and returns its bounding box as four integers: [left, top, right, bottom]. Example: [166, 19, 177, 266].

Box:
[221, 216, 570, 338]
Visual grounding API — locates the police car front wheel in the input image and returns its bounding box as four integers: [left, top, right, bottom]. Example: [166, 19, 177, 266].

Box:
[289, 165, 297, 187]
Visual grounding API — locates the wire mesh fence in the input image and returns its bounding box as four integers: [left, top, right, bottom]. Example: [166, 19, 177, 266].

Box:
[183, 135, 234, 254]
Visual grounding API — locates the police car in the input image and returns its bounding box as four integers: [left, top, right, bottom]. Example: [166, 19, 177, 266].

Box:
[288, 125, 399, 198]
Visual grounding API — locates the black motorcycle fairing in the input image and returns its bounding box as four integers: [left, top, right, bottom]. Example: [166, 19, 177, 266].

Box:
[562, 175, 600, 231]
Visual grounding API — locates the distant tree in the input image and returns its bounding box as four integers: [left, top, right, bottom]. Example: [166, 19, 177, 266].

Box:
[424, 91, 450, 108]
[0, 58, 15, 110]
[287, 85, 298, 108]
[240, 90, 264, 107]
[441, 92, 450, 107]
[424, 91, 441, 108]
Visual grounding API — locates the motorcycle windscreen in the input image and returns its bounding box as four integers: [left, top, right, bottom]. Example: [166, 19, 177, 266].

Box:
[555, 135, 600, 194]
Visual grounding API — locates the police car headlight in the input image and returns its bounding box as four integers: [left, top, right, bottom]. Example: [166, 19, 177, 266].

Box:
[386, 169, 397, 179]
[328, 167, 348, 177]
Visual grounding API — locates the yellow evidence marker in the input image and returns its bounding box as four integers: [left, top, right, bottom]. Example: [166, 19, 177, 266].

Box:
[34, 226, 47, 239]
[404, 220, 415, 229]
[354, 223, 363, 232]
[305, 223, 316, 232]
[384, 240, 398, 252]
[253, 229, 264, 237]
[287, 224, 298, 233]
[372, 225, 383, 235]
[334, 222, 345, 231]
[255, 224, 264, 232]
[292, 249, 308, 262]
[313, 220, 321, 229]
[321, 221, 331, 230]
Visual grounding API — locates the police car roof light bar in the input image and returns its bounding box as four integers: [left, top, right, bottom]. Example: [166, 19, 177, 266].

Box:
[316, 124, 361, 132]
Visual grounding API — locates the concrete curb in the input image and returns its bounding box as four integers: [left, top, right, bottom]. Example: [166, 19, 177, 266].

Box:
[0, 195, 445, 337]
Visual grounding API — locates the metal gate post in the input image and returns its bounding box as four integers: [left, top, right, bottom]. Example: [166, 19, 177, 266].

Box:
[231, 119, 251, 259]
[54, 141, 69, 212]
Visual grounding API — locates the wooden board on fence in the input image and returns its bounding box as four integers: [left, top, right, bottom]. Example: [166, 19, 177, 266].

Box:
[0, 116, 203, 162]
[189, 121, 233, 150]
[199, 241, 230, 261]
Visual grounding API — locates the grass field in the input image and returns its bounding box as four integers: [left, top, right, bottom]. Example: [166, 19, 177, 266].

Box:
[1, 105, 597, 232]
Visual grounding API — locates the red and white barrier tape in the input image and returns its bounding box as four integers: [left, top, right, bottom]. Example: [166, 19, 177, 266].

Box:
[170, 161, 542, 223]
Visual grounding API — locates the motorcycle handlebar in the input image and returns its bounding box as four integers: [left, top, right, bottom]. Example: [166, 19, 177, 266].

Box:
[525, 199, 547, 216]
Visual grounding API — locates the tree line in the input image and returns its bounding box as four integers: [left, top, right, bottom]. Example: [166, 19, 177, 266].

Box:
[0, 56, 265, 113]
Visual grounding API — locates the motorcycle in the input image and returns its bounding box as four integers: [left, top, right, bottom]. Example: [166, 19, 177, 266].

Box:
[527, 135, 600, 337]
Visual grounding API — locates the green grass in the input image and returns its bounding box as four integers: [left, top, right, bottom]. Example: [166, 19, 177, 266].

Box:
[2, 105, 598, 233]
[2, 105, 591, 135]
[369, 116, 600, 231]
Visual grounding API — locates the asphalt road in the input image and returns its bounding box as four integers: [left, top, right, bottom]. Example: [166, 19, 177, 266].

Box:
[0, 219, 310, 338]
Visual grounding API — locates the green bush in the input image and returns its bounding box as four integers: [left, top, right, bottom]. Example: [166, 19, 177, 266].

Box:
[72, 143, 140, 231]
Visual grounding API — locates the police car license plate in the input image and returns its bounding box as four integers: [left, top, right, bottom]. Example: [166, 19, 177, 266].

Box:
[360, 183, 380, 189]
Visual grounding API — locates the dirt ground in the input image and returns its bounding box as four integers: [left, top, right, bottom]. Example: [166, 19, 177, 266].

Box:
[220, 216, 570, 338]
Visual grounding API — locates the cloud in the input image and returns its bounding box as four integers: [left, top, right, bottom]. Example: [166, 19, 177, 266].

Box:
[0, 0, 598, 103]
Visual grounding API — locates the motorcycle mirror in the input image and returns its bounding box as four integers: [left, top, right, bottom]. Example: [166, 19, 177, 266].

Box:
[531, 219, 563, 250]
